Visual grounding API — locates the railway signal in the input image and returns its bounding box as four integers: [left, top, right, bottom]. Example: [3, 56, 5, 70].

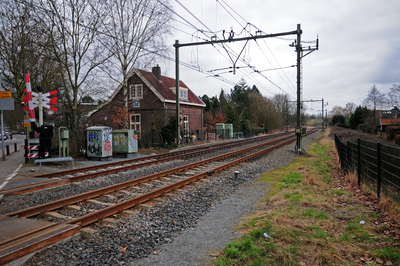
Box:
[22, 73, 57, 160]
[22, 75, 58, 126]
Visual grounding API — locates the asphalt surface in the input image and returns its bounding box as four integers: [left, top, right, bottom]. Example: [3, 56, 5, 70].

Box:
[0, 134, 27, 191]
[0, 134, 146, 192]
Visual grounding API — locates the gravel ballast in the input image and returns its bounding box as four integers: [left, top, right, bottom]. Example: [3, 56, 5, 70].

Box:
[18, 131, 320, 265]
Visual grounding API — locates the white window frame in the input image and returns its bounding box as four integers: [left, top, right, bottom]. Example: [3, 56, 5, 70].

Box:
[179, 89, 188, 100]
[130, 114, 141, 137]
[130, 84, 143, 99]
[170, 87, 188, 100]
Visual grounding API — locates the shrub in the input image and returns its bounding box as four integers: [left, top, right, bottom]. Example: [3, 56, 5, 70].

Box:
[337, 123, 349, 128]
[386, 126, 395, 140]
[395, 135, 400, 145]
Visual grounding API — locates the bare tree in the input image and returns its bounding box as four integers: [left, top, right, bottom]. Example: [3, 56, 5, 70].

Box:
[33, 0, 110, 152]
[344, 102, 356, 118]
[98, 0, 171, 126]
[363, 84, 388, 126]
[388, 84, 400, 108]
[249, 94, 282, 131]
[329, 105, 346, 117]
[271, 93, 290, 128]
[0, 0, 62, 109]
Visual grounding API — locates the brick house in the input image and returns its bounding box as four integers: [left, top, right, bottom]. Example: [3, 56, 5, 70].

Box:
[87, 66, 206, 143]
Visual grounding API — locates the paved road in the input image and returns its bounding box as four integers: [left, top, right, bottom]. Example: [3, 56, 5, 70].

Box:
[0, 135, 29, 190]
[0, 134, 26, 156]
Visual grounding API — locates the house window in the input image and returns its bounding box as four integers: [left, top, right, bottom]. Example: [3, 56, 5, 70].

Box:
[179, 89, 188, 100]
[130, 84, 143, 99]
[170, 87, 188, 100]
[130, 114, 141, 137]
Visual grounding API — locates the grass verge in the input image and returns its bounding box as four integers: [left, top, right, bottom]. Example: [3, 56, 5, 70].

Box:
[212, 130, 400, 266]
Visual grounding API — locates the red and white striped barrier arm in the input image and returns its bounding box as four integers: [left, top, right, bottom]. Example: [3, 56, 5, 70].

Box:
[24, 73, 36, 122]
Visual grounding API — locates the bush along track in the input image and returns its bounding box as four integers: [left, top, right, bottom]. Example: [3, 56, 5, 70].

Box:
[213, 131, 400, 266]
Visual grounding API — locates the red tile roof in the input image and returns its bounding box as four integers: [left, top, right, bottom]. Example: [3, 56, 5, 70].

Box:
[138, 69, 205, 106]
[380, 118, 400, 126]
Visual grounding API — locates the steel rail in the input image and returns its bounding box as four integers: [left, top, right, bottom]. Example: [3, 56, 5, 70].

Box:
[1, 180, 71, 196]
[1, 132, 292, 196]
[31, 131, 291, 179]
[67, 136, 297, 227]
[1, 134, 295, 219]
[67, 134, 289, 182]
[0, 129, 318, 264]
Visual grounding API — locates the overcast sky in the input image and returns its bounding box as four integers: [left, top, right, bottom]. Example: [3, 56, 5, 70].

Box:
[156, 0, 400, 114]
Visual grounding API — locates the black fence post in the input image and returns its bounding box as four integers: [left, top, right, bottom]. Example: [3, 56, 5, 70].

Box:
[6, 145, 9, 155]
[14, 142, 17, 152]
[357, 138, 361, 186]
[377, 142, 381, 199]
[347, 141, 350, 174]
[25, 138, 29, 164]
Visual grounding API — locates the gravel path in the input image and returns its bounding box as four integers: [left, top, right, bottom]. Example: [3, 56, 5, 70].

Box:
[20, 131, 320, 266]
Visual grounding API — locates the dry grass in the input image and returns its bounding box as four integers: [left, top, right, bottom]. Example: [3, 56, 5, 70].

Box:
[213, 129, 400, 266]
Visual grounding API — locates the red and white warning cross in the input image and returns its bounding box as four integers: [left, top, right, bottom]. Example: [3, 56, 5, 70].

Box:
[22, 73, 58, 118]
[23, 90, 58, 112]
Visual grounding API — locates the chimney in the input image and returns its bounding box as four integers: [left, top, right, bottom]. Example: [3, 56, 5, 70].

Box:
[152, 65, 161, 80]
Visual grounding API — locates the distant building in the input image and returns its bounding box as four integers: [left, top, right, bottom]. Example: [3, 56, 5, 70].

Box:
[377, 107, 400, 119]
[88, 65, 206, 143]
[379, 118, 400, 133]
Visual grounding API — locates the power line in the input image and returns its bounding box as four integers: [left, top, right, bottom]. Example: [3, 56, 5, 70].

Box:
[214, 0, 296, 96]
[172, 1, 273, 93]
[13, 0, 236, 87]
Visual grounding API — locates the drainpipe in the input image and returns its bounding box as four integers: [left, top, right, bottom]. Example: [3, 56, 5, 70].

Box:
[201, 107, 204, 140]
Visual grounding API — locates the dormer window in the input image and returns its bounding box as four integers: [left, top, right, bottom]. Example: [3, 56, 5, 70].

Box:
[130, 84, 143, 99]
[170, 87, 188, 100]
[180, 89, 187, 100]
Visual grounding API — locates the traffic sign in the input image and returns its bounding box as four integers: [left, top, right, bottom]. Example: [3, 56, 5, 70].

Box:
[24, 119, 31, 128]
[0, 91, 11, 99]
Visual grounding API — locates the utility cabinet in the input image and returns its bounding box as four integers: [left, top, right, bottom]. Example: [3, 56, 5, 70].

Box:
[225, 124, 233, 138]
[58, 126, 69, 157]
[87, 126, 113, 160]
[112, 129, 138, 158]
[216, 123, 225, 139]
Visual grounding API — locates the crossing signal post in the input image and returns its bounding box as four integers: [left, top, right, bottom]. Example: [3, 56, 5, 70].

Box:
[22, 73, 58, 160]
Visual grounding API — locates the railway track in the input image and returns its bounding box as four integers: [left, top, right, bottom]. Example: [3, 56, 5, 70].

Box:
[0, 129, 318, 264]
[0, 131, 292, 196]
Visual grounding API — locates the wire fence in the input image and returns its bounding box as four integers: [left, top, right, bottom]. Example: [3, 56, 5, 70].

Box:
[334, 134, 400, 203]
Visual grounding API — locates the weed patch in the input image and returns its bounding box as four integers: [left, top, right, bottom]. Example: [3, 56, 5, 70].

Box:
[212, 129, 400, 266]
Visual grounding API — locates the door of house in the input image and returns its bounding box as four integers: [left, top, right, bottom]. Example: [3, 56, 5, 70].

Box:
[183, 115, 189, 137]
[130, 114, 141, 137]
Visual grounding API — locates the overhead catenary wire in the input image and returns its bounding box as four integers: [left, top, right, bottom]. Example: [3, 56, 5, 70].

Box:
[214, 0, 296, 97]
[172, 0, 275, 94]
[13, 0, 237, 87]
